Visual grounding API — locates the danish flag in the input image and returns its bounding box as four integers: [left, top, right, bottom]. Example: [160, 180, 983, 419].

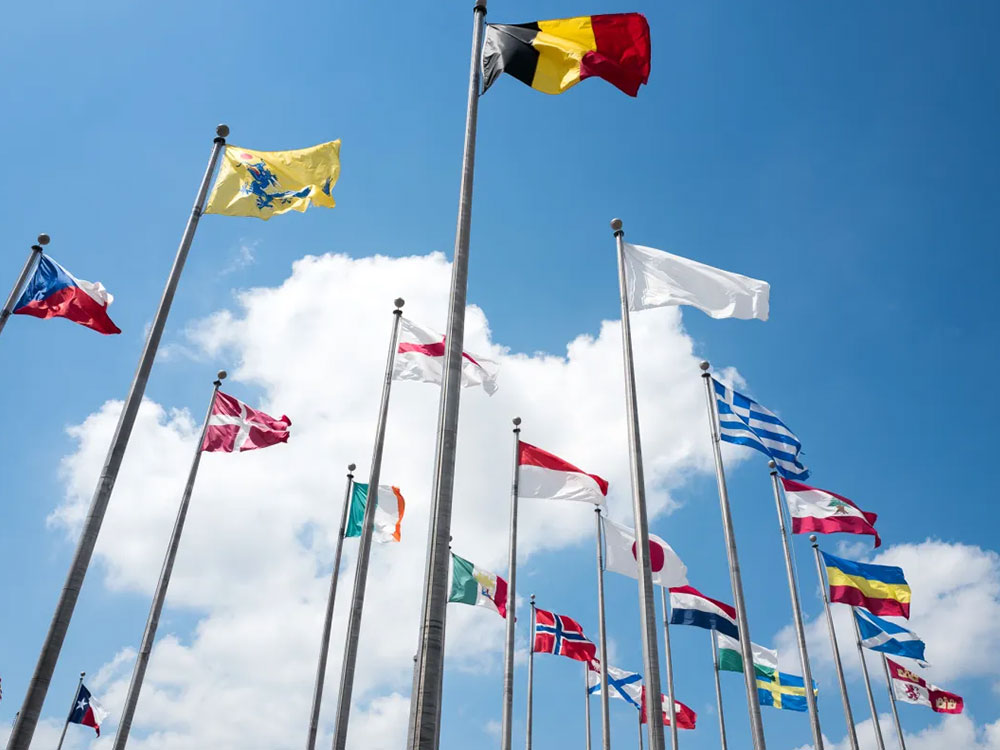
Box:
[532, 608, 597, 662]
[202, 391, 291, 453]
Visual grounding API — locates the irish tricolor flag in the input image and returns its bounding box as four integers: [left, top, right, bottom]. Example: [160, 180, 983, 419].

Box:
[345, 483, 405, 543]
[518, 442, 608, 506]
[448, 553, 507, 618]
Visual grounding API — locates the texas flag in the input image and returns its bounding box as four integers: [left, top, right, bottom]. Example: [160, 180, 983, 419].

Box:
[202, 391, 291, 453]
[13, 255, 120, 334]
[518, 442, 608, 506]
[68, 683, 109, 737]
[603, 517, 688, 588]
[392, 317, 499, 395]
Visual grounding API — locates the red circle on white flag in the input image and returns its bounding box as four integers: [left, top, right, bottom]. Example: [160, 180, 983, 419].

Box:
[632, 540, 665, 572]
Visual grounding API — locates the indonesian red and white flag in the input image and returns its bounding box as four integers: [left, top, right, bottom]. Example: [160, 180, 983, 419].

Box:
[781, 477, 881, 548]
[603, 517, 688, 588]
[518, 442, 608, 506]
[202, 391, 291, 453]
[393, 317, 499, 395]
[640, 686, 697, 729]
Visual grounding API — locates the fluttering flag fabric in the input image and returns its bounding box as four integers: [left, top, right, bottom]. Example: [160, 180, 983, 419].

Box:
[887, 658, 963, 714]
[713, 378, 809, 480]
[668, 585, 738, 639]
[603, 517, 688, 587]
[782, 477, 880, 547]
[449, 553, 507, 618]
[13, 255, 120, 334]
[756, 670, 818, 713]
[623, 242, 770, 320]
[518, 442, 608, 505]
[201, 391, 291, 453]
[639, 686, 697, 729]
[587, 660, 642, 709]
[68, 683, 108, 737]
[855, 608, 928, 665]
[482, 14, 651, 96]
[345, 483, 405, 543]
[533, 608, 597, 662]
[822, 551, 911, 618]
[393, 317, 499, 395]
[205, 141, 341, 220]
[716, 632, 779, 679]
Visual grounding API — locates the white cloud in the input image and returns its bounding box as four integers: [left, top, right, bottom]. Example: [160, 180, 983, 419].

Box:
[793, 714, 1000, 750]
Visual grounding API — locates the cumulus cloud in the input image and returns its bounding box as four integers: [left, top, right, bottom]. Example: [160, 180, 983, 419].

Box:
[793, 714, 1000, 750]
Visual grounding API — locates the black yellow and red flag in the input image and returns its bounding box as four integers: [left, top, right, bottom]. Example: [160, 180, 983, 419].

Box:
[482, 13, 650, 97]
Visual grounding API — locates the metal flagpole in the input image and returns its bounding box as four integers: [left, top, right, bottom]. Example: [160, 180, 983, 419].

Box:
[595, 511, 611, 750]
[637, 710, 644, 750]
[585, 663, 593, 750]
[710, 633, 729, 750]
[698, 361, 766, 750]
[501, 417, 521, 750]
[526, 595, 536, 750]
[7, 124, 228, 750]
[331, 299, 404, 750]
[113, 371, 226, 750]
[881, 655, 907, 750]
[612, 218, 665, 750]
[305, 464, 356, 750]
[851, 607, 887, 750]
[658, 588, 678, 750]
[409, 3, 487, 747]
[54, 671, 84, 750]
[0, 233, 47, 340]
[768, 462, 824, 749]
[810, 536, 859, 750]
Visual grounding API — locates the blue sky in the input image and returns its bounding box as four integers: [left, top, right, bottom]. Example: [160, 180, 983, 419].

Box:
[1, 1, 998, 749]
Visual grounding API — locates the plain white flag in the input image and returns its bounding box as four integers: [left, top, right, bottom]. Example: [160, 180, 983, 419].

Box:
[623, 242, 770, 320]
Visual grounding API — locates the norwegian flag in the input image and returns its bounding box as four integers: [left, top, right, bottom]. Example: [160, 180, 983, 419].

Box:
[202, 391, 291, 453]
[640, 686, 697, 729]
[532, 608, 597, 662]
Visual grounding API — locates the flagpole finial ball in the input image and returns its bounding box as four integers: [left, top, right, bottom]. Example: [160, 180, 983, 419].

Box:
[768, 460, 776, 469]
[809, 535, 818, 543]
[216, 124, 230, 138]
[610, 218, 623, 232]
[216, 370, 227, 381]
[513, 417, 521, 426]
[37, 233, 50, 246]
[699, 361, 710, 372]
[348, 463, 356, 472]
[395, 298, 405, 309]
[80, 671, 86, 677]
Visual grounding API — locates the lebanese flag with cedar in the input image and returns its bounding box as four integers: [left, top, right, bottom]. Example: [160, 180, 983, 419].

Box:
[518, 442, 608, 506]
[640, 686, 697, 729]
[392, 317, 499, 395]
[781, 477, 881, 548]
[202, 391, 291, 453]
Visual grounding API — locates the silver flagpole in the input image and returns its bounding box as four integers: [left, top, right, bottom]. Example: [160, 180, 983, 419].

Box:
[0, 233, 47, 340]
[637, 709, 644, 750]
[658, 588, 678, 750]
[7, 124, 228, 750]
[331, 299, 404, 750]
[409, 3, 487, 747]
[525, 595, 536, 750]
[612, 218, 665, 750]
[305, 464, 356, 750]
[585, 662, 593, 750]
[595, 512, 611, 750]
[113, 371, 226, 750]
[768, 462, 823, 749]
[710, 633, 729, 750]
[500, 418, 521, 750]
[851, 607, 886, 750]
[881, 655, 907, 750]
[53, 671, 84, 750]
[810, 536, 859, 750]
[698, 361, 766, 750]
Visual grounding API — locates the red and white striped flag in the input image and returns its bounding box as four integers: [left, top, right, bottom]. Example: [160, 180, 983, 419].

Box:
[518, 442, 608, 505]
[202, 391, 291, 453]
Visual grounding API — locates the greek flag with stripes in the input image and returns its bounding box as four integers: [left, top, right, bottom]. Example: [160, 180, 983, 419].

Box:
[713, 378, 809, 480]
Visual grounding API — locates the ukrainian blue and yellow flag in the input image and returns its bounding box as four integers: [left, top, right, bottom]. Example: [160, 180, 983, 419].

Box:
[821, 550, 911, 618]
[756, 670, 817, 712]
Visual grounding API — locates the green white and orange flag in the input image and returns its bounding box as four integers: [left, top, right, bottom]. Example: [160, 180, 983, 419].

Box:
[345, 483, 405, 543]
[448, 553, 508, 619]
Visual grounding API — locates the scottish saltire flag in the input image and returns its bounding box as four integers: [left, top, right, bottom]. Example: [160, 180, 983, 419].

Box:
[533, 608, 597, 662]
[713, 378, 808, 479]
[855, 608, 928, 665]
[756, 670, 818, 713]
[587, 661, 642, 709]
[68, 683, 108, 737]
[13, 255, 120, 334]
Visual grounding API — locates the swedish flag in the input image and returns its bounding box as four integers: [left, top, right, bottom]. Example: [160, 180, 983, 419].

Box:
[756, 670, 817, 712]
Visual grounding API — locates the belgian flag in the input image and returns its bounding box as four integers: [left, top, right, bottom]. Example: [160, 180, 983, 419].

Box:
[482, 13, 650, 97]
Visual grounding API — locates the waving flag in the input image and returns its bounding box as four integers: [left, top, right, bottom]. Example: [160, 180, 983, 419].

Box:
[716, 632, 778, 679]
[205, 141, 341, 219]
[518, 442, 608, 505]
[68, 683, 108, 737]
[822, 551, 911, 618]
[449, 553, 507, 618]
[756, 670, 817, 713]
[639, 686, 697, 729]
[603, 517, 687, 587]
[393, 317, 499, 395]
[887, 658, 963, 714]
[855, 608, 928, 665]
[345, 483, 406, 544]
[483, 13, 651, 96]
[13, 255, 120, 334]
[533, 608, 596, 662]
[201, 391, 291, 453]
[669, 585, 738, 639]
[782, 478, 880, 547]
[587, 661, 642, 709]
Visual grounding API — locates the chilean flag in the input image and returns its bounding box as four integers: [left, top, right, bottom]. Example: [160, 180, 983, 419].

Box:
[13, 255, 120, 334]
[668, 585, 739, 640]
[68, 683, 109, 736]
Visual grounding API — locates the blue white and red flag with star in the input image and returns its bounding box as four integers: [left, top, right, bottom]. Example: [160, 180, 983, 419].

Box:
[533, 608, 597, 662]
[68, 683, 109, 737]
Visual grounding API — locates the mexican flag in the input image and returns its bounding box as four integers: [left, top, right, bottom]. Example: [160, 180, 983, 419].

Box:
[716, 632, 778, 679]
[449, 553, 508, 618]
